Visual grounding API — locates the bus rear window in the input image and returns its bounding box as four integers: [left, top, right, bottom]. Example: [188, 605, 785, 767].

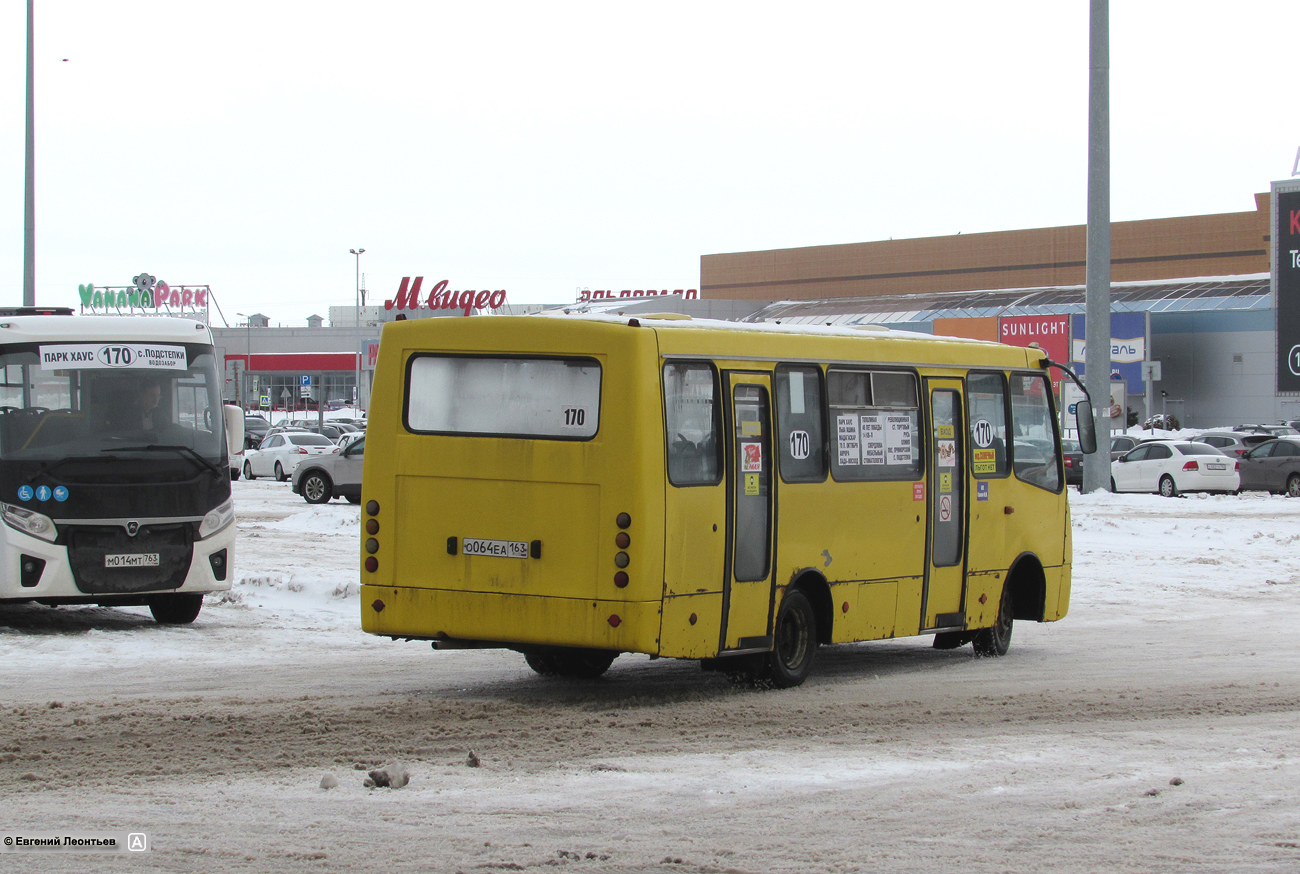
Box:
[405, 355, 601, 438]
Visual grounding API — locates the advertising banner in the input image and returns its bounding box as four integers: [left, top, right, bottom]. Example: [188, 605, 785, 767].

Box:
[998, 315, 1071, 392]
[1070, 312, 1147, 386]
[1276, 187, 1300, 392]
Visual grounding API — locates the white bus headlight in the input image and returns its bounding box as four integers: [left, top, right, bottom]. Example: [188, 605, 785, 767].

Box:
[199, 498, 235, 539]
[2, 503, 57, 542]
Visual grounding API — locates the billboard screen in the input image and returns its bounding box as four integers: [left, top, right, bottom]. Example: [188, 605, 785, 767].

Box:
[1071, 312, 1147, 386]
[1277, 187, 1300, 392]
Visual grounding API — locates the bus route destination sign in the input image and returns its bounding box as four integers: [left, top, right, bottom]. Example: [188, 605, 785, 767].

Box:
[39, 344, 188, 372]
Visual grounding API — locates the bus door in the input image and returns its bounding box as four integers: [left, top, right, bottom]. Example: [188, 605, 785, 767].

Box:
[922, 379, 968, 630]
[721, 373, 776, 652]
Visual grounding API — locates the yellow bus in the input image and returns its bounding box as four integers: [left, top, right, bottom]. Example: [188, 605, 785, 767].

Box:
[360, 314, 1095, 686]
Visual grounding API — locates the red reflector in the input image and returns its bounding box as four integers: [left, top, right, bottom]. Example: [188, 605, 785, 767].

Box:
[370, 598, 384, 612]
[841, 602, 849, 613]
[1182, 460, 1199, 471]
[613, 572, 628, 588]
[608, 615, 621, 627]
[1234, 461, 1240, 470]
[365, 557, 378, 573]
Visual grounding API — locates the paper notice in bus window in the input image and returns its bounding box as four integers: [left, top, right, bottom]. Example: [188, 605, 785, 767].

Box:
[937, 439, 956, 467]
[885, 414, 913, 465]
[837, 415, 860, 466]
[860, 412, 885, 465]
[973, 448, 997, 473]
[741, 442, 763, 472]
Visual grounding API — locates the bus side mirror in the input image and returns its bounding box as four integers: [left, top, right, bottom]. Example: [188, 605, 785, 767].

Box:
[223, 404, 245, 455]
[1074, 399, 1097, 454]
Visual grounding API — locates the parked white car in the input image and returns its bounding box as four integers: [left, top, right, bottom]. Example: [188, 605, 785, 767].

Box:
[242, 432, 337, 481]
[1111, 440, 1239, 496]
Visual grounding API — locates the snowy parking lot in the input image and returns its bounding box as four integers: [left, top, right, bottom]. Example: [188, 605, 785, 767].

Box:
[2, 480, 1299, 873]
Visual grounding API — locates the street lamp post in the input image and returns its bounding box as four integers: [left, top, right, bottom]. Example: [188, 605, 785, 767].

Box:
[349, 248, 365, 415]
[236, 313, 252, 410]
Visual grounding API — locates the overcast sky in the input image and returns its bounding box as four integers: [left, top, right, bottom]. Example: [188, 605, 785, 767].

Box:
[1, 1, 1294, 327]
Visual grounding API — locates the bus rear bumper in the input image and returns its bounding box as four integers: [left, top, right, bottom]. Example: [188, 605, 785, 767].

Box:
[360, 584, 662, 655]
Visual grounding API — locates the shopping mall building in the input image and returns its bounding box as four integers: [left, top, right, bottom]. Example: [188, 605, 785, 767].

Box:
[193, 178, 1300, 428]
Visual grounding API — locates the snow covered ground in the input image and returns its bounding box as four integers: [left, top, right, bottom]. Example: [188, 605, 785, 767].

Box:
[1, 481, 1299, 873]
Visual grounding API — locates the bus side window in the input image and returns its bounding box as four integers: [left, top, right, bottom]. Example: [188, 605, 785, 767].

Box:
[663, 362, 721, 486]
[1009, 373, 1062, 492]
[967, 372, 1008, 478]
[775, 365, 825, 482]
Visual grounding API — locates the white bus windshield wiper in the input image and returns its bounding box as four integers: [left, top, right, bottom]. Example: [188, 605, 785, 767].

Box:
[103, 445, 223, 478]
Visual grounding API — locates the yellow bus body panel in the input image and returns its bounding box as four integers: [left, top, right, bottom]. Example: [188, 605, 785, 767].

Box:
[360, 315, 1073, 660]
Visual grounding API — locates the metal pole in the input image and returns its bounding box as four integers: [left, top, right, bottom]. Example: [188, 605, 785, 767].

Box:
[350, 248, 365, 415]
[23, 0, 36, 305]
[1083, 0, 1112, 493]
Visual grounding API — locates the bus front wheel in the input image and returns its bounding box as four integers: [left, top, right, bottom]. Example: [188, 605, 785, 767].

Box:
[149, 593, 204, 625]
[972, 583, 1013, 657]
[758, 589, 817, 688]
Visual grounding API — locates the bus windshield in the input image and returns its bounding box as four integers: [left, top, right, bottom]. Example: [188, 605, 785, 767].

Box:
[0, 343, 226, 469]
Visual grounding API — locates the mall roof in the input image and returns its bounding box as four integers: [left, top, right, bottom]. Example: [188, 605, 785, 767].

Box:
[741, 274, 1272, 325]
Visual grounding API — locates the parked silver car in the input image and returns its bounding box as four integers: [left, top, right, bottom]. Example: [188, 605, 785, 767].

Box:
[1190, 431, 1274, 459]
[291, 436, 364, 503]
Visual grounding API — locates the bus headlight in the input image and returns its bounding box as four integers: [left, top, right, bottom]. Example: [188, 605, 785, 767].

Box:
[199, 498, 235, 539]
[2, 503, 57, 543]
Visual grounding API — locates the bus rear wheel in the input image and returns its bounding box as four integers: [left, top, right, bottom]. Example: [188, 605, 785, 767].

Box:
[524, 647, 617, 678]
[757, 589, 817, 688]
[971, 583, 1013, 657]
[149, 593, 204, 625]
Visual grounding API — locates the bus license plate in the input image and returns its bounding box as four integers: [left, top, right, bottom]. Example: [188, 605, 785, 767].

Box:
[105, 553, 160, 568]
[462, 538, 529, 559]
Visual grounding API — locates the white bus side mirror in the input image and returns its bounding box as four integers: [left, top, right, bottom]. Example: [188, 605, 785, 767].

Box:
[223, 404, 244, 455]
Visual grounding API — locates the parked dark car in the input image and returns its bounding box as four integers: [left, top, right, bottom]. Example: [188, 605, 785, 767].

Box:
[1061, 439, 1083, 487]
[1236, 437, 1300, 496]
[243, 415, 270, 450]
[1110, 435, 1141, 461]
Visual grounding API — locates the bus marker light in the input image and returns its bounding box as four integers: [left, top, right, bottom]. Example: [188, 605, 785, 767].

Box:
[614, 552, 629, 568]
[366, 519, 379, 535]
[446, 537, 457, 555]
[616, 513, 631, 529]
[842, 602, 849, 613]
[615, 532, 630, 548]
[689, 613, 697, 625]
[366, 500, 380, 516]
[608, 615, 621, 627]
[979, 593, 988, 604]
[365, 538, 379, 554]
[365, 557, 378, 573]
[614, 572, 628, 588]
[371, 598, 384, 612]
